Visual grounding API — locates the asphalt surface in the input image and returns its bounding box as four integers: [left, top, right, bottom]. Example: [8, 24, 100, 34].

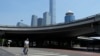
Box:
[0, 47, 14, 56]
[0, 47, 100, 56]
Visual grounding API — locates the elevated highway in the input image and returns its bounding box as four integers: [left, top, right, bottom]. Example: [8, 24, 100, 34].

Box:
[0, 13, 100, 37]
[0, 13, 100, 47]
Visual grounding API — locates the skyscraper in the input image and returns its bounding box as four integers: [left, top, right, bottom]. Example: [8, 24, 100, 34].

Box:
[43, 12, 51, 26]
[31, 15, 38, 27]
[65, 10, 75, 23]
[50, 0, 56, 25]
[37, 18, 43, 26]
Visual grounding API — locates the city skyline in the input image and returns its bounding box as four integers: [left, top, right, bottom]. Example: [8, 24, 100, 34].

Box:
[26, 0, 56, 27]
[0, 0, 100, 25]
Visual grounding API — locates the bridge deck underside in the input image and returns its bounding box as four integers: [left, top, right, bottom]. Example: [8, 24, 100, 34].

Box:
[3, 23, 97, 39]
[0, 22, 100, 48]
[4, 32, 73, 41]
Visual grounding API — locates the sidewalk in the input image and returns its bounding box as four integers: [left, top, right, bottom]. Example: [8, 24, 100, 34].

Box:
[0, 47, 14, 56]
[0, 47, 67, 56]
[0, 47, 100, 56]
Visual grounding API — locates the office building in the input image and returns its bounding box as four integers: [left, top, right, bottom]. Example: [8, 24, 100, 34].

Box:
[37, 18, 43, 26]
[16, 22, 29, 27]
[50, 0, 56, 25]
[43, 12, 51, 26]
[31, 15, 38, 27]
[65, 10, 75, 23]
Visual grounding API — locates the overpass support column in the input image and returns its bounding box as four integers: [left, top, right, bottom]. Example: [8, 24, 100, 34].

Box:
[67, 40, 74, 49]
[0, 31, 5, 39]
[93, 16, 100, 35]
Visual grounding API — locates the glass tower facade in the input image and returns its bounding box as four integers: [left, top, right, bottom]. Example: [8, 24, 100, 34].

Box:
[43, 12, 51, 26]
[65, 11, 75, 23]
[50, 0, 56, 25]
[38, 18, 43, 26]
[31, 15, 38, 27]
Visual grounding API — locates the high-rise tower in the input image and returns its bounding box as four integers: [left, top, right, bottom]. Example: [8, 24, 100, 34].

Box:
[65, 10, 75, 23]
[43, 12, 51, 26]
[50, 0, 56, 25]
[31, 15, 38, 27]
[37, 18, 43, 26]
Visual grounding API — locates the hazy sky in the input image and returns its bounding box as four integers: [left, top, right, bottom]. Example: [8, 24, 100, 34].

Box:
[0, 0, 100, 25]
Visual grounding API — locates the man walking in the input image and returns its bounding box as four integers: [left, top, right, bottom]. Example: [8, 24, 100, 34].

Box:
[23, 38, 29, 55]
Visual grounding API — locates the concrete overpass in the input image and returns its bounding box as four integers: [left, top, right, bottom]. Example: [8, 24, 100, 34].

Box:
[0, 13, 100, 48]
[0, 13, 100, 37]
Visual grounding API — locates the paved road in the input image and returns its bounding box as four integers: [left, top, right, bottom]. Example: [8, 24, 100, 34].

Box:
[0, 47, 100, 56]
[0, 47, 14, 56]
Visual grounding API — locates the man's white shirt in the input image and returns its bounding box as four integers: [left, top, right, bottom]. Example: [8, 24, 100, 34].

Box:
[25, 40, 29, 45]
